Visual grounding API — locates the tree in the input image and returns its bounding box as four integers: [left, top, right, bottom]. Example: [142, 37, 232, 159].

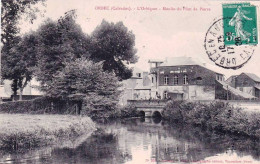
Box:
[1, 33, 38, 100]
[34, 11, 91, 91]
[1, 0, 45, 46]
[1, 0, 45, 97]
[89, 20, 138, 80]
[46, 58, 121, 115]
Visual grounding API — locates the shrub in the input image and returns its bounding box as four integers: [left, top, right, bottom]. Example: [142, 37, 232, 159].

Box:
[0, 100, 34, 113]
[162, 100, 184, 121]
[0, 97, 79, 114]
[120, 104, 139, 118]
[162, 100, 260, 138]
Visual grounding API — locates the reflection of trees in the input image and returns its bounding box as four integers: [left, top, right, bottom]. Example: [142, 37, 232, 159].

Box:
[49, 129, 131, 164]
[117, 119, 260, 163]
[0, 129, 131, 164]
[1, 119, 259, 163]
[167, 123, 259, 161]
[155, 123, 260, 162]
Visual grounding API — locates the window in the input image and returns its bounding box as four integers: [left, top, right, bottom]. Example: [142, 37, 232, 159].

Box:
[137, 73, 141, 77]
[183, 74, 188, 85]
[164, 91, 168, 99]
[243, 78, 248, 85]
[173, 75, 178, 85]
[152, 77, 154, 83]
[196, 77, 202, 84]
[164, 75, 169, 85]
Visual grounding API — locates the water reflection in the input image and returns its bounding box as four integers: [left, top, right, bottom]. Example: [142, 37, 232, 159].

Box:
[0, 118, 259, 164]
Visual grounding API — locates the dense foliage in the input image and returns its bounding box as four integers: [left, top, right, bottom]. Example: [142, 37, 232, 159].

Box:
[162, 101, 260, 138]
[1, 33, 39, 100]
[1, 5, 138, 118]
[89, 20, 138, 80]
[33, 11, 91, 89]
[45, 58, 121, 116]
[0, 97, 78, 114]
[1, 0, 45, 45]
[32, 14, 138, 89]
[1, 0, 45, 98]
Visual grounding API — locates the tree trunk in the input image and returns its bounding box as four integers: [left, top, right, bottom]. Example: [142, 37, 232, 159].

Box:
[19, 88, 23, 101]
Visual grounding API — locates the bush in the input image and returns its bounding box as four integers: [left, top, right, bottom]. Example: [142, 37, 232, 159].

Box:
[120, 104, 139, 118]
[162, 100, 260, 138]
[0, 97, 79, 114]
[0, 100, 34, 113]
[161, 101, 184, 121]
[85, 104, 139, 119]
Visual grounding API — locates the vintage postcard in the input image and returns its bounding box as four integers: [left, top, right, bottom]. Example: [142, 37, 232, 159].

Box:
[0, 0, 260, 164]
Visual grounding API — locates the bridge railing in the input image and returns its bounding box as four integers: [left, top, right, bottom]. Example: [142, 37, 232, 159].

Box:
[127, 100, 168, 107]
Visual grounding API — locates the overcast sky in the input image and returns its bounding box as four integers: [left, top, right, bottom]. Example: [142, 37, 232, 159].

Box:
[19, 0, 260, 78]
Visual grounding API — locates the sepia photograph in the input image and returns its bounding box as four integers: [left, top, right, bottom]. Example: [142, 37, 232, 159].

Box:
[0, 0, 260, 163]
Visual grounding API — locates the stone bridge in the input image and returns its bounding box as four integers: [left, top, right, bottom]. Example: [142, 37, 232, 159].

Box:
[127, 99, 260, 117]
[127, 100, 167, 117]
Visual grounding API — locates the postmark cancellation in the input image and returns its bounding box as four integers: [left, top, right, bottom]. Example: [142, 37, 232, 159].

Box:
[204, 3, 257, 69]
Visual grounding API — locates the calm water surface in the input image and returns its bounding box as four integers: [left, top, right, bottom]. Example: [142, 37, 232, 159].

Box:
[0, 118, 259, 164]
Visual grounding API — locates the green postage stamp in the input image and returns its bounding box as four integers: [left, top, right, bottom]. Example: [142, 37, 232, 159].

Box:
[223, 3, 258, 46]
[204, 2, 258, 69]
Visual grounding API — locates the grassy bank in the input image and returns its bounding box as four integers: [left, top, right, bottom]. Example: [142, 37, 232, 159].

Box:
[0, 114, 96, 151]
[162, 101, 260, 139]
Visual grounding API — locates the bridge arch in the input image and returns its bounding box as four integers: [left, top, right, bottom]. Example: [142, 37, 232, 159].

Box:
[152, 111, 162, 118]
[139, 111, 145, 117]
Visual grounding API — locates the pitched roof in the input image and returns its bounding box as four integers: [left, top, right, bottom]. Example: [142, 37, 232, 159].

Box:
[160, 57, 204, 67]
[216, 80, 256, 99]
[225, 75, 238, 83]
[227, 75, 238, 79]
[159, 57, 223, 75]
[244, 73, 260, 82]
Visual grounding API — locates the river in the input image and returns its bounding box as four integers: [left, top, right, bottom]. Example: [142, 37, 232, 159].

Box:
[0, 118, 259, 164]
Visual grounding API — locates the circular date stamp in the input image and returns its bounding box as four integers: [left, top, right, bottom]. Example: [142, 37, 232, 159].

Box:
[204, 17, 256, 69]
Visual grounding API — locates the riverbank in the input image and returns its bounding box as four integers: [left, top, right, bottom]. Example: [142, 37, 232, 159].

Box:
[162, 101, 260, 139]
[0, 114, 96, 151]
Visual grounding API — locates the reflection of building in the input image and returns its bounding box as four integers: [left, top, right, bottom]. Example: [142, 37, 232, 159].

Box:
[226, 73, 260, 99]
[122, 118, 215, 163]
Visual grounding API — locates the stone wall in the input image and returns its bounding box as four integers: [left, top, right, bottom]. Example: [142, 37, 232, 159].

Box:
[157, 85, 215, 100]
[188, 85, 215, 100]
